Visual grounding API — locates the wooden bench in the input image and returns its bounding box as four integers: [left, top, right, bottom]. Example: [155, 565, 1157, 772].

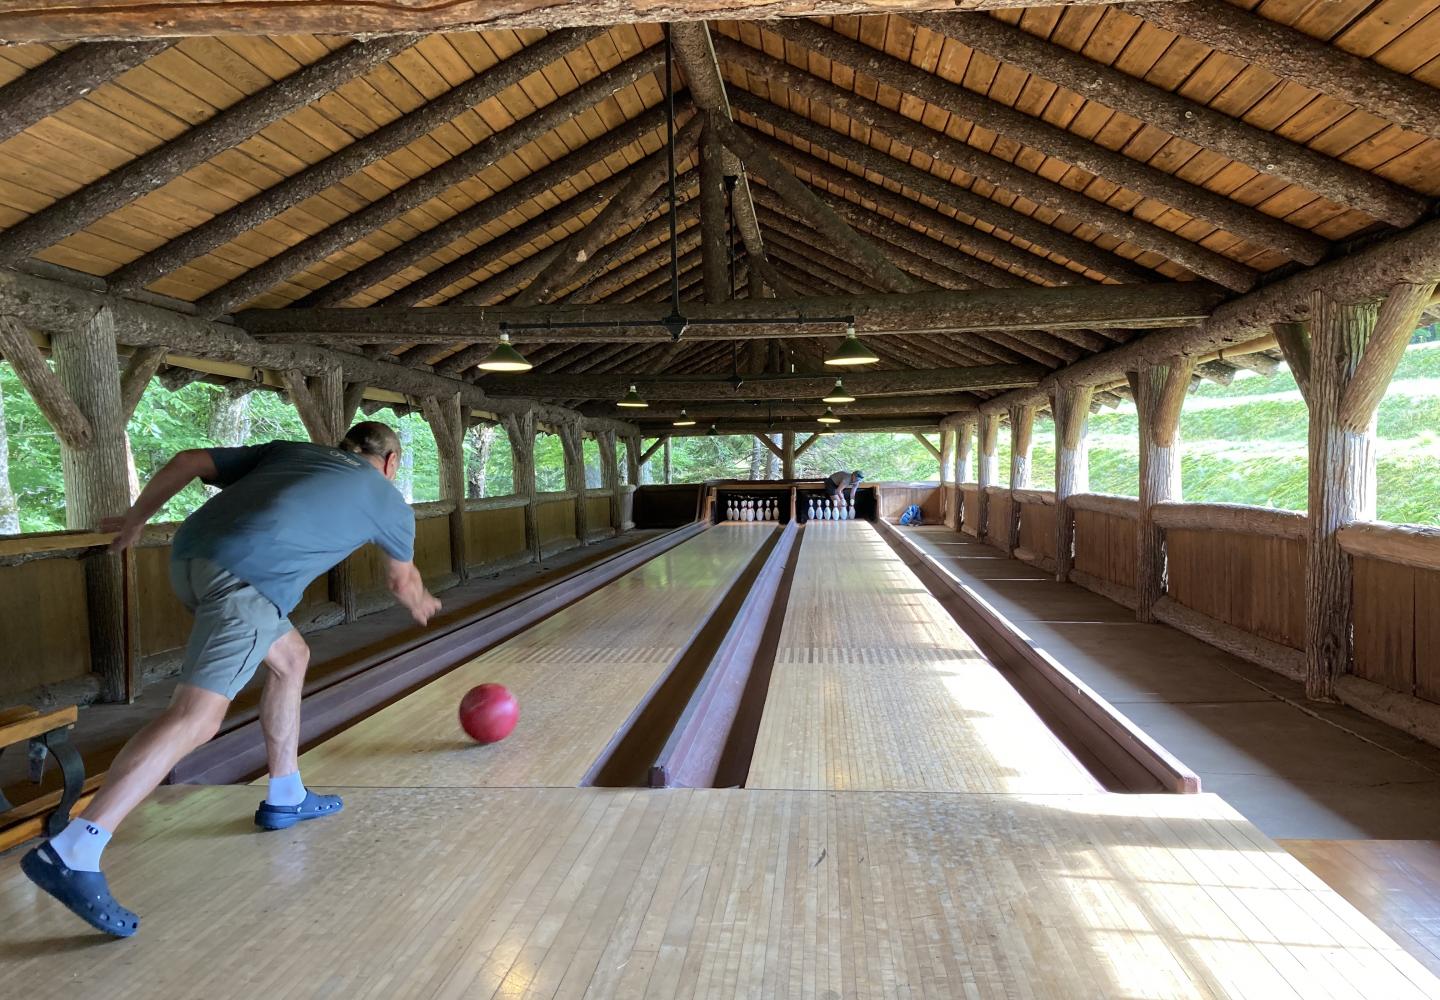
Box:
[0, 704, 86, 838]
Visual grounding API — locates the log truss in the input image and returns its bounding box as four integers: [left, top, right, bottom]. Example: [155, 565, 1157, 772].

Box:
[0, 4, 1433, 441]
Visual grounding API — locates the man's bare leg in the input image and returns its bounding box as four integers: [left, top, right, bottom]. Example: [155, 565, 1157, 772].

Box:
[259, 628, 310, 783]
[83, 684, 230, 833]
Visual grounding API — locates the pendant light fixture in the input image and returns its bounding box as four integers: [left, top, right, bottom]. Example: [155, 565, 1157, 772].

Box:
[673, 409, 696, 427]
[825, 323, 879, 367]
[817, 407, 841, 425]
[476, 329, 532, 372]
[706, 423, 718, 436]
[822, 379, 855, 403]
[617, 384, 648, 408]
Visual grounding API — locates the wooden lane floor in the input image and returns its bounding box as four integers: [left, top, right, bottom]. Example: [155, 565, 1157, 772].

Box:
[4, 784, 1438, 999]
[294, 524, 775, 789]
[748, 520, 1099, 793]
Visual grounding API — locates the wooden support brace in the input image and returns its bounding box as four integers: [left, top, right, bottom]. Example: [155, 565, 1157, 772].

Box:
[0, 316, 93, 448]
[1130, 356, 1194, 623]
[912, 431, 942, 462]
[793, 432, 820, 460]
[755, 433, 786, 461]
[119, 346, 166, 423]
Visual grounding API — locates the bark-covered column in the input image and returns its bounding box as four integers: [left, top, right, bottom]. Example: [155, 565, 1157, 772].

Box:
[421, 392, 468, 581]
[286, 367, 359, 614]
[53, 308, 132, 702]
[597, 429, 621, 535]
[1007, 403, 1034, 555]
[663, 436, 673, 484]
[1276, 281, 1436, 700]
[781, 431, 796, 480]
[699, 119, 730, 304]
[502, 410, 540, 564]
[976, 411, 998, 542]
[1129, 356, 1195, 623]
[624, 432, 641, 487]
[558, 422, 588, 544]
[1052, 383, 1095, 583]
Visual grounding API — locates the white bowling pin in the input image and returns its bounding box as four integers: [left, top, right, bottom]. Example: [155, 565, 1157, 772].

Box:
[807, 498, 815, 520]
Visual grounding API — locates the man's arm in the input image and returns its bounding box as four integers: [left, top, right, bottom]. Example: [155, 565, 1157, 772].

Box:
[385, 555, 441, 626]
[105, 449, 218, 552]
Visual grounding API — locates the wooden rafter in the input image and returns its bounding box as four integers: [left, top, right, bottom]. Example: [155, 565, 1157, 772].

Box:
[194, 44, 667, 318]
[918, 13, 1425, 227]
[1133, 0, 1440, 143]
[0, 40, 173, 145]
[765, 20, 1327, 265]
[0, 35, 417, 264]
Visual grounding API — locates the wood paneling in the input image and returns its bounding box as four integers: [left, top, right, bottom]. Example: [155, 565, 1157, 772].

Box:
[585, 494, 612, 533]
[463, 504, 526, 566]
[1018, 499, 1057, 559]
[0, 558, 90, 697]
[873, 483, 942, 523]
[961, 485, 981, 534]
[1073, 508, 1137, 589]
[1167, 527, 1306, 650]
[1352, 555, 1440, 703]
[988, 493, 1013, 549]
[536, 496, 577, 546]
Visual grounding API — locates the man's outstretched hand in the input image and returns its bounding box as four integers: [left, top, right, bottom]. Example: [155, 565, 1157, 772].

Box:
[408, 592, 442, 627]
[102, 515, 142, 553]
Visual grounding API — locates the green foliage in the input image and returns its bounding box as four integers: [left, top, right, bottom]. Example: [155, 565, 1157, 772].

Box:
[535, 432, 566, 492]
[582, 437, 602, 488]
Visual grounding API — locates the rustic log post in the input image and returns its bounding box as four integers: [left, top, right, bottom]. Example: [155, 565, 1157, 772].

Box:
[1275, 282, 1436, 700]
[976, 412, 998, 542]
[1052, 383, 1095, 582]
[421, 392, 468, 581]
[781, 431, 796, 480]
[559, 422, 588, 543]
[285, 366, 360, 612]
[51, 308, 131, 702]
[698, 119, 730, 304]
[502, 411, 541, 564]
[663, 436, 673, 484]
[624, 432, 642, 486]
[0, 316, 93, 448]
[1007, 403, 1034, 555]
[1129, 357, 1195, 623]
[597, 429, 621, 535]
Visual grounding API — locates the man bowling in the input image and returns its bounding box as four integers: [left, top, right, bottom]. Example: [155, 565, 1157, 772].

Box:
[22, 421, 442, 938]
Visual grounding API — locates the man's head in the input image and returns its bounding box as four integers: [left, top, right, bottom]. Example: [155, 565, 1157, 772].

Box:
[853, 470, 864, 483]
[340, 421, 403, 480]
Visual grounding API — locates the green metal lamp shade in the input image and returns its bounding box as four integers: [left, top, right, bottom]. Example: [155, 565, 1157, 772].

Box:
[824, 327, 879, 367]
[817, 407, 841, 424]
[673, 409, 696, 426]
[822, 379, 855, 403]
[617, 384, 649, 408]
[477, 332, 532, 372]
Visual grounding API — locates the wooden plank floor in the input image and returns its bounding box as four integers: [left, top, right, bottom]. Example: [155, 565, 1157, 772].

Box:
[1281, 840, 1440, 979]
[4, 785, 1438, 999]
[294, 524, 774, 789]
[747, 520, 1100, 793]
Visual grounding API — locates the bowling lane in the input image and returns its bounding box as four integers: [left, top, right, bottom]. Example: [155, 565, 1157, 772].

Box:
[297, 524, 774, 789]
[747, 519, 1101, 793]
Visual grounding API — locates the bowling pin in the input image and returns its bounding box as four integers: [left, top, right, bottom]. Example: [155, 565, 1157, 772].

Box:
[745, 499, 754, 521]
[848, 500, 856, 520]
[807, 498, 815, 520]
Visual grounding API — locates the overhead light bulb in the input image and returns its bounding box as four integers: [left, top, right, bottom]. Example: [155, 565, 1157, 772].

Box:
[817, 407, 841, 424]
[822, 379, 855, 404]
[476, 331, 532, 372]
[824, 322, 879, 366]
[673, 409, 696, 427]
[617, 384, 648, 408]
[706, 423, 718, 436]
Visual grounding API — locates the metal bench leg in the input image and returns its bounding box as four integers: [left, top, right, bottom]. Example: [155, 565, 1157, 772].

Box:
[39, 728, 86, 838]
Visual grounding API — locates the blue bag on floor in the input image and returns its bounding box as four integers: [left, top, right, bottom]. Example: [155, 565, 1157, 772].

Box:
[899, 504, 924, 526]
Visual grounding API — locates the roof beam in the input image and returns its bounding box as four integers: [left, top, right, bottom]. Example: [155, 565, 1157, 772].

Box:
[1132, 0, 1440, 144]
[511, 114, 704, 306]
[697, 121, 730, 303]
[0, 2, 1192, 42]
[194, 44, 666, 318]
[557, 193, 702, 303]
[728, 88, 1123, 285]
[716, 39, 1253, 292]
[109, 30, 599, 295]
[713, 115, 923, 295]
[589, 396, 977, 420]
[482, 364, 1043, 401]
[766, 19, 1327, 266]
[570, 204, 703, 304]
[919, 13, 1425, 227]
[0, 35, 417, 264]
[0, 40, 172, 145]
[667, 417, 941, 436]
[670, 22, 780, 299]
[242, 283, 1224, 343]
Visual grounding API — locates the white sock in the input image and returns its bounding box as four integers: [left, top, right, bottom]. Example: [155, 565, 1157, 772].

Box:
[49, 818, 112, 872]
[266, 771, 307, 807]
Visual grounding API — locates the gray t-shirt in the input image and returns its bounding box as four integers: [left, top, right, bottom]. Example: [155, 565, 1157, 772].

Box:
[173, 441, 415, 613]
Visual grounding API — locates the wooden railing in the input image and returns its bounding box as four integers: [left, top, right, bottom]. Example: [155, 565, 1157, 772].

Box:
[872, 482, 944, 523]
[1012, 489, 1057, 572]
[958, 484, 981, 537]
[1340, 521, 1440, 706]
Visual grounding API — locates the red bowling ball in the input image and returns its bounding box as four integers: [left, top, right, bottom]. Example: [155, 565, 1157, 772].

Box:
[458, 684, 519, 744]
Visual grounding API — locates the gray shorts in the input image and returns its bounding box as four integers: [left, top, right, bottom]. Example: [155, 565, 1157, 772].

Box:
[170, 558, 293, 700]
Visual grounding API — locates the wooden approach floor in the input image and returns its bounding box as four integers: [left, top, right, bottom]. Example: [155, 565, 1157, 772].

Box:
[4, 785, 1439, 1000]
[293, 523, 774, 789]
[747, 519, 1099, 794]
